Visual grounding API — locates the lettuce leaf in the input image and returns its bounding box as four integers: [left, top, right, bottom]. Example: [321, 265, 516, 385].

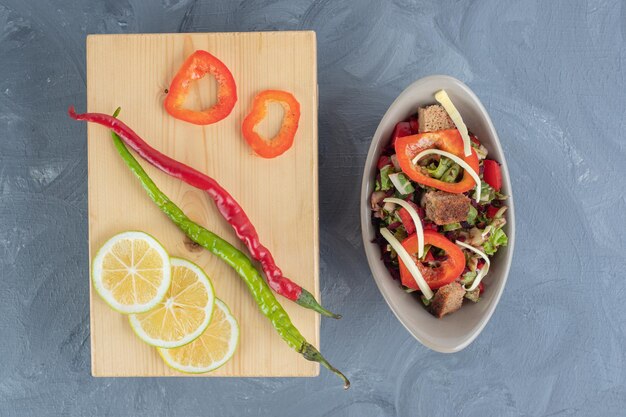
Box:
[380, 165, 393, 191]
[483, 227, 508, 255]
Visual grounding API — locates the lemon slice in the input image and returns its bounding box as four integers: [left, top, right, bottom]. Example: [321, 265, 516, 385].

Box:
[92, 231, 171, 314]
[129, 258, 215, 348]
[158, 299, 239, 373]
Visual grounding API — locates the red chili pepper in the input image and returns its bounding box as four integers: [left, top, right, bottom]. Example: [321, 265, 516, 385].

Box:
[486, 205, 500, 219]
[242, 90, 300, 159]
[68, 107, 339, 319]
[395, 129, 480, 194]
[391, 121, 412, 146]
[483, 159, 502, 191]
[163, 50, 237, 125]
[399, 230, 465, 290]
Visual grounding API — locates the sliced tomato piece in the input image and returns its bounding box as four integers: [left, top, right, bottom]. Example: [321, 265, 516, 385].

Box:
[396, 200, 420, 235]
[391, 122, 412, 146]
[486, 205, 500, 219]
[409, 115, 419, 133]
[377, 155, 391, 170]
[399, 230, 465, 291]
[423, 222, 438, 232]
[483, 159, 502, 191]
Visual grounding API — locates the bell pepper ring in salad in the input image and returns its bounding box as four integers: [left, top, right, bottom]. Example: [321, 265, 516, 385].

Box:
[395, 129, 479, 195]
[398, 231, 465, 291]
[163, 50, 237, 125]
[242, 90, 301, 158]
[371, 89, 509, 318]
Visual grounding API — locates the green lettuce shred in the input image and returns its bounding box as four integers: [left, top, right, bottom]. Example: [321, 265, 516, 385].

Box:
[443, 222, 461, 231]
[380, 165, 393, 191]
[441, 163, 461, 183]
[461, 271, 477, 286]
[482, 227, 508, 256]
[427, 157, 453, 179]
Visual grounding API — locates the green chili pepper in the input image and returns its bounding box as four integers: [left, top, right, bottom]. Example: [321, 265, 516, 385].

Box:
[109, 113, 349, 388]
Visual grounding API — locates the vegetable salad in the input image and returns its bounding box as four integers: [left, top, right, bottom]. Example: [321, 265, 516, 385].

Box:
[371, 95, 508, 318]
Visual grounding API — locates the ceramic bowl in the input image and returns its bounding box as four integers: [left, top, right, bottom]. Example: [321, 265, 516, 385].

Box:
[360, 75, 515, 352]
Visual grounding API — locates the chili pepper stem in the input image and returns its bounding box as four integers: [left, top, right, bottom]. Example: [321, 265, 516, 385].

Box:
[300, 342, 350, 389]
[296, 289, 342, 319]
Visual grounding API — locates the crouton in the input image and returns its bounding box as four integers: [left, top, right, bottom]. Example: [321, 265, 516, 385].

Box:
[430, 282, 465, 318]
[423, 191, 471, 225]
[418, 104, 455, 133]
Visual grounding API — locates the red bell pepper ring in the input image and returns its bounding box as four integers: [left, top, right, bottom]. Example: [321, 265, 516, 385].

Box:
[399, 230, 465, 291]
[163, 50, 237, 125]
[67, 107, 340, 319]
[395, 129, 479, 194]
[242, 90, 300, 159]
[483, 159, 502, 191]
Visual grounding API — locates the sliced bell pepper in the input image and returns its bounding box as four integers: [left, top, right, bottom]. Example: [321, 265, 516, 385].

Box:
[395, 129, 479, 194]
[163, 50, 237, 125]
[399, 230, 465, 291]
[242, 90, 300, 158]
[483, 159, 502, 191]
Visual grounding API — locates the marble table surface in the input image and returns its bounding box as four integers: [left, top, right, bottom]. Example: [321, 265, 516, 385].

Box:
[1, 0, 624, 416]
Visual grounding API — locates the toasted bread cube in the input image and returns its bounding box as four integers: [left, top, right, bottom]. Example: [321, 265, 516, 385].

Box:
[424, 191, 471, 225]
[418, 104, 455, 133]
[430, 282, 465, 318]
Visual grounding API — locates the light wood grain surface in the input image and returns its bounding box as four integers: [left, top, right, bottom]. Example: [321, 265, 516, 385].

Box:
[86, 32, 319, 377]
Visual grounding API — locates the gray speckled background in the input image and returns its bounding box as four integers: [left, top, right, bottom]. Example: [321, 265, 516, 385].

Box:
[1, 0, 625, 416]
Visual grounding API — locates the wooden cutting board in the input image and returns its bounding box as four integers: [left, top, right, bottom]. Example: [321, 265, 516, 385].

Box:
[86, 32, 319, 377]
